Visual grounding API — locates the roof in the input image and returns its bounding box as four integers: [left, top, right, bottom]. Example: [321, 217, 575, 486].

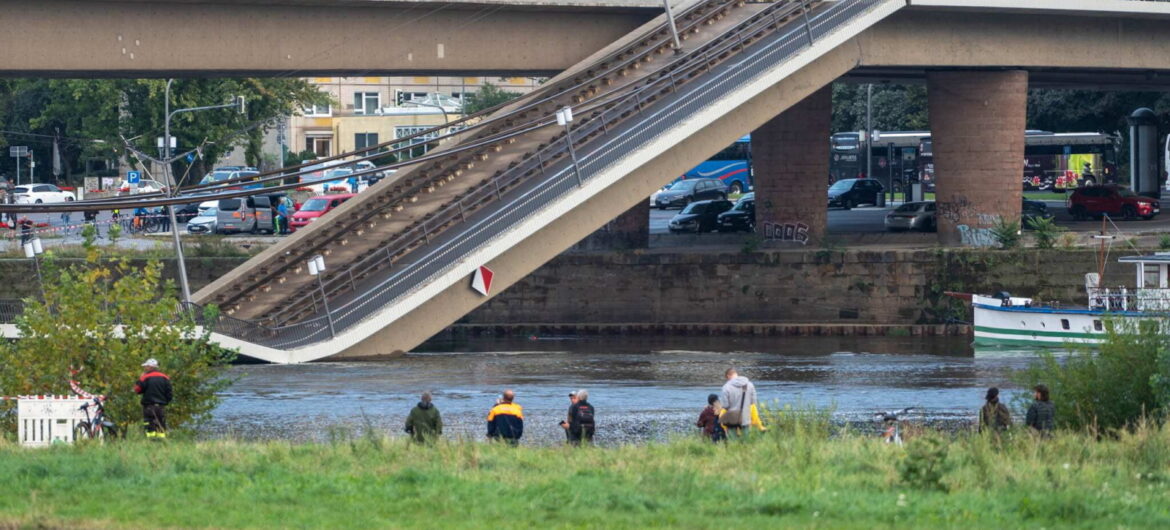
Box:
[1120, 254, 1170, 264]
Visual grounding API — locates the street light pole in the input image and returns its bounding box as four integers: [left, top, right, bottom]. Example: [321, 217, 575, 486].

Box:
[23, 237, 45, 301]
[307, 255, 336, 339]
[865, 83, 873, 181]
[662, 0, 682, 53]
[163, 79, 193, 307]
[556, 107, 583, 186]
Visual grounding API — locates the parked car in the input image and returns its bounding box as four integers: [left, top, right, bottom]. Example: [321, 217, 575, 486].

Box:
[13, 183, 75, 204]
[717, 192, 755, 232]
[1021, 198, 1054, 227]
[186, 201, 220, 234]
[884, 201, 936, 232]
[200, 169, 261, 189]
[216, 194, 288, 234]
[116, 179, 166, 196]
[827, 178, 883, 210]
[668, 199, 733, 233]
[1067, 185, 1160, 220]
[654, 178, 728, 209]
[289, 193, 356, 232]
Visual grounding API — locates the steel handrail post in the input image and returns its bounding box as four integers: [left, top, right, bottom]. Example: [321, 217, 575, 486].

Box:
[801, 0, 815, 46]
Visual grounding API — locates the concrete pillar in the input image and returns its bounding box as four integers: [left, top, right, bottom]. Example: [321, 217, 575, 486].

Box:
[751, 86, 831, 245]
[927, 70, 1028, 246]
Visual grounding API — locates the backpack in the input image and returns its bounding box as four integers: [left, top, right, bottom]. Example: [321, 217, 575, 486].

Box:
[575, 403, 595, 426]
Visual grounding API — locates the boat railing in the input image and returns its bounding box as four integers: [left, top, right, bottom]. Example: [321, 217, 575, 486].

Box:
[1088, 287, 1170, 312]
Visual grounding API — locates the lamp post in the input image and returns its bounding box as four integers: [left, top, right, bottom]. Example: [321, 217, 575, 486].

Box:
[556, 106, 583, 186]
[404, 95, 450, 128]
[662, 0, 682, 53]
[307, 255, 336, 338]
[23, 237, 45, 301]
[137, 79, 245, 307]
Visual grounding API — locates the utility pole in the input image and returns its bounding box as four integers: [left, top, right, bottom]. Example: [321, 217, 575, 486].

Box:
[865, 84, 873, 180]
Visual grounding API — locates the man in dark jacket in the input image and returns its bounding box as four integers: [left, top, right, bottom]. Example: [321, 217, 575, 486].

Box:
[133, 358, 172, 439]
[559, 391, 578, 442]
[979, 387, 1012, 433]
[1025, 384, 1055, 434]
[405, 392, 442, 443]
[567, 389, 595, 445]
[696, 393, 726, 442]
[486, 389, 524, 445]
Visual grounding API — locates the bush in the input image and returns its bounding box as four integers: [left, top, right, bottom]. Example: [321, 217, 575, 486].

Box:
[899, 435, 952, 491]
[1160, 234, 1170, 251]
[990, 217, 1020, 249]
[1026, 216, 1066, 249]
[0, 233, 235, 434]
[1015, 317, 1170, 431]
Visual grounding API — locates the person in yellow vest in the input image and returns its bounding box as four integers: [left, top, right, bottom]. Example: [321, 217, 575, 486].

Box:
[486, 389, 524, 445]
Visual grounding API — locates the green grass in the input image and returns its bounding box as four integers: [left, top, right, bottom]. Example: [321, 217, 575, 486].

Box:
[2, 422, 1169, 528]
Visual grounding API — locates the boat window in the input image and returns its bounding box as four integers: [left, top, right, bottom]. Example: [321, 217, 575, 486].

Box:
[1060, 319, 1070, 330]
[1144, 264, 1160, 288]
[1093, 320, 1103, 331]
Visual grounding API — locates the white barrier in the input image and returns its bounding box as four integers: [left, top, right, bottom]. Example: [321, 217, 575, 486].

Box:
[16, 396, 89, 447]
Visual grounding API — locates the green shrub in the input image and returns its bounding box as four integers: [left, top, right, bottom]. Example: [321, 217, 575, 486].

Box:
[1160, 234, 1170, 251]
[899, 435, 952, 491]
[0, 233, 235, 434]
[990, 217, 1020, 249]
[1026, 216, 1066, 249]
[1015, 317, 1170, 431]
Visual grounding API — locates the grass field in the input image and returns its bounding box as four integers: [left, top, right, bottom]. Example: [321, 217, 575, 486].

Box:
[2, 422, 1169, 529]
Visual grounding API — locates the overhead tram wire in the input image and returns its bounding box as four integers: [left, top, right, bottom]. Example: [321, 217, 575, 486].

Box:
[0, 0, 735, 214]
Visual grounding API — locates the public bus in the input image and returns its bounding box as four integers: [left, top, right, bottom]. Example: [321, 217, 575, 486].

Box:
[679, 135, 753, 194]
[829, 130, 1118, 192]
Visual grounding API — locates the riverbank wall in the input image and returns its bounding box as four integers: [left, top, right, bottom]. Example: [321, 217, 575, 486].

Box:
[0, 248, 1125, 337]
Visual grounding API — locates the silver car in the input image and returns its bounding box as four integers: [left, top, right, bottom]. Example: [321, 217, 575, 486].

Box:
[884, 201, 936, 232]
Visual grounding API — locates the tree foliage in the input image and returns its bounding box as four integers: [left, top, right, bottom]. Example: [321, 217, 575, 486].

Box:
[0, 78, 329, 183]
[0, 229, 235, 434]
[1015, 318, 1170, 431]
[831, 83, 929, 133]
[462, 82, 522, 115]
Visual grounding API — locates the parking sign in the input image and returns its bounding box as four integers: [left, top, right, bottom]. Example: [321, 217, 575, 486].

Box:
[127, 170, 141, 184]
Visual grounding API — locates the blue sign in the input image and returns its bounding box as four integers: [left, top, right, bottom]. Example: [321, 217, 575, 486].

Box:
[186, 153, 196, 163]
[1063, 145, 1072, 157]
[127, 170, 141, 184]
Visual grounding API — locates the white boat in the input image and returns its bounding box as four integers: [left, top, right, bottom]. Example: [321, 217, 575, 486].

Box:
[968, 253, 1170, 346]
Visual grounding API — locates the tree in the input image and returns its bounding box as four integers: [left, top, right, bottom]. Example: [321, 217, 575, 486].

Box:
[0, 229, 235, 434]
[831, 83, 929, 133]
[462, 82, 522, 115]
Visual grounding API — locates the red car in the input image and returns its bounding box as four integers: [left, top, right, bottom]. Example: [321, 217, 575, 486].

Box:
[1068, 185, 1160, 221]
[289, 193, 355, 232]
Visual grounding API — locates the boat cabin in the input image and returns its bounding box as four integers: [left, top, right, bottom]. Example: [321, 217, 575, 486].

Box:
[1090, 253, 1170, 311]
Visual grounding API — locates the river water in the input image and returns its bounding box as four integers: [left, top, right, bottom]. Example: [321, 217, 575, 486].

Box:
[206, 335, 1051, 446]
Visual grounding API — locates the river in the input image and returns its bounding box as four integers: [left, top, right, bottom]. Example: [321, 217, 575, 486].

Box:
[206, 335, 1053, 445]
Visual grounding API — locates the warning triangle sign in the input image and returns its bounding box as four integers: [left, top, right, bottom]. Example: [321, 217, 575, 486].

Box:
[471, 265, 494, 296]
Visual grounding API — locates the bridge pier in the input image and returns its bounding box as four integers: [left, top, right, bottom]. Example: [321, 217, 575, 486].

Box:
[581, 201, 649, 250]
[751, 86, 831, 246]
[927, 70, 1029, 246]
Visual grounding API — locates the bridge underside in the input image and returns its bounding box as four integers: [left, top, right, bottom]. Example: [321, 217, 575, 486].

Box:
[0, 0, 656, 77]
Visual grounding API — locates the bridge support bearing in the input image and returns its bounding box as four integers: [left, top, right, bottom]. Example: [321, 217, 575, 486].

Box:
[751, 86, 830, 246]
[927, 70, 1028, 247]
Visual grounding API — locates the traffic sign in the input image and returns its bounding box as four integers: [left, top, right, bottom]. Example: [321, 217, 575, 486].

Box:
[127, 171, 141, 184]
[8, 146, 28, 157]
[471, 266, 494, 296]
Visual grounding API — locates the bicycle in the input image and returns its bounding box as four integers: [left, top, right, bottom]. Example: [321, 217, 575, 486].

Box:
[74, 396, 119, 441]
[876, 407, 914, 446]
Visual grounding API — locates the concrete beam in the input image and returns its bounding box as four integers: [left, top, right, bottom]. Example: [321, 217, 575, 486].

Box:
[0, 0, 655, 77]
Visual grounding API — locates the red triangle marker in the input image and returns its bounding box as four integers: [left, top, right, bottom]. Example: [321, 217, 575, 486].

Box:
[471, 265, 494, 296]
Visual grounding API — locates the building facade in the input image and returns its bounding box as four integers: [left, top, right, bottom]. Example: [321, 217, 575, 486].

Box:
[289, 76, 542, 161]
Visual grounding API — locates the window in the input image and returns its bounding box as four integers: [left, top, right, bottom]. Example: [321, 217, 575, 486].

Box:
[303, 103, 331, 117]
[310, 137, 332, 157]
[1144, 264, 1160, 288]
[1094, 320, 1103, 331]
[395, 126, 442, 158]
[353, 92, 380, 115]
[354, 133, 380, 155]
[1060, 319, 1070, 330]
[710, 142, 750, 161]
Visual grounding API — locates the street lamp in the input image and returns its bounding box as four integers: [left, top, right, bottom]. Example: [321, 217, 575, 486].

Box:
[662, 0, 682, 53]
[307, 255, 336, 339]
[23, 237, 45, 301]
[555, 106, 583, 186]
[403, 95, 450, 127]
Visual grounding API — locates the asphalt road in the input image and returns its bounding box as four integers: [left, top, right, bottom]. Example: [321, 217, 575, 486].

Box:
[649, 194, 1170, 235]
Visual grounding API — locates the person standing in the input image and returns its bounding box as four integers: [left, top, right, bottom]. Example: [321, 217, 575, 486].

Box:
[979, 387, 1012, 433]
[559, 391, 578, 442]
[719, 367, 757, 439]
[1025, 384, 1055, 434]
[696, 393, 726, 443]
[486, 389, 524, 445]
[83, 210, 101, 239]
[567, 389, 595, 445]
[404, 392, 442, 443]
[133, 358, 173, 439]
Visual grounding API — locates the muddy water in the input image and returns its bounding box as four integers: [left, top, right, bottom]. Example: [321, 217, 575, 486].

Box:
[206, 336, 1049, 446]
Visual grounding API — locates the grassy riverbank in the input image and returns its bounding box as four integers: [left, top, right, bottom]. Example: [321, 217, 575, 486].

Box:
[2, 425, 1168, 529]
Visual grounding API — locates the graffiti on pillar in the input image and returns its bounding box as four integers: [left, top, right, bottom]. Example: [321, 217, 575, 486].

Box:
[936, 195, 974, 223]
[763, 221, 810, 245]
[958, 224, 997, 247]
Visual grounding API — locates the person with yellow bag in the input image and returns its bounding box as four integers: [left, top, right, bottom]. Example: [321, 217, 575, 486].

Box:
[718, 367, 765, 439]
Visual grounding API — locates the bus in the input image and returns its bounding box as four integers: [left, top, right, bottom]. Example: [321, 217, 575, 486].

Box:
[680, 135, 753, 194]
[829, 130, 1118, 192]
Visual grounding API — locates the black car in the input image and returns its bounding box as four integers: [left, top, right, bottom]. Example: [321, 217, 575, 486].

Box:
[173, 202, 202, 223]
[655, 178, 728, 209]
[668, 199, 733, 233]
[1022, 198, 1054, 228]
[827, 178, 884, 209]
[717, 192, 755, 232]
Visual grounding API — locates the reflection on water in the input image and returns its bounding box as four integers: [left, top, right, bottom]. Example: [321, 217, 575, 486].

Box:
[208, 336, 1060, 445]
